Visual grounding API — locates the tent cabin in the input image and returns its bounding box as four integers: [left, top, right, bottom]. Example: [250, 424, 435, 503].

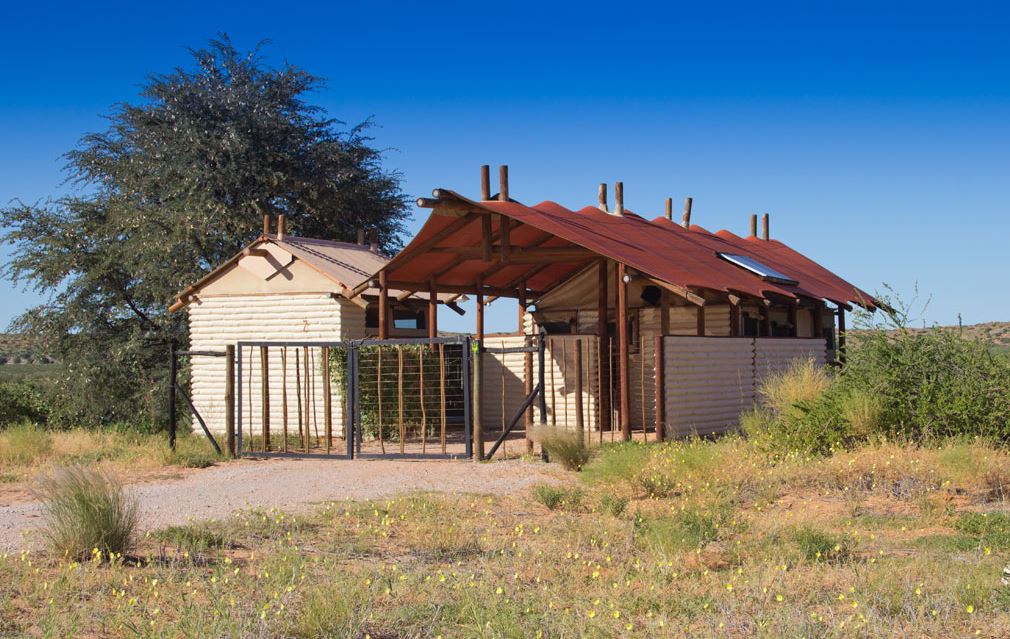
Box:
[364, 167, 876, 448]
[169, 216, 457, 440]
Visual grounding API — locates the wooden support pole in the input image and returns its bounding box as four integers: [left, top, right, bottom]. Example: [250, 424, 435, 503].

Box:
[225, 344, 235, 457]
[378, 270, 389, 339]
[281, 347, 288, 453]
[397, 345, 405, 454]
[548, 338, 557, 427]
[682, 197, 693, 228]
[499, 165, 509, 201]
[760, 305, 771, 337]
[762, 213, 770, 240]
[617, 263, 631, 441]
[838, 307, 847, 364]
[302, 346, 310, 452]
[377, 348, 385, 454]
[665, 198, 673, 220]
[295, 348, 304, 448]
[322, 346, 331, 454]
[574, 339, 584, 441]
[660, 289, 670, 336]
[597, 260, 611, 434]
[614, 182, 624, 216]
[439, 344, 447, 454]
[730, 303, 741, 337]
[500, 216, 511, 263]
[474, 285, 484, 460]
[750, 214, 758, 238]
[520, 284, 533, 452]
[697, 304, 706, 336]
[428, 278, 438, 340]
[654, 335, 665, 441]
[813, 304, 824, 338]
[480, 164, 491, 200]
[598, 183, 608, 212]
[481, 215, 493, 262]
[260, 346, 270, 451]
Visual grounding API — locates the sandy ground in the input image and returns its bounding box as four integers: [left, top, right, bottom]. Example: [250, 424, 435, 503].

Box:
[0, 457, 562, 551]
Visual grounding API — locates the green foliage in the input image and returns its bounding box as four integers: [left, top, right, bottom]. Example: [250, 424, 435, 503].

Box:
[537, 426, 590, 471]
[153, 523, 229, 554]
[0, 422, 53, 466]
[792, 526, 851, 563]
[1, 36, 409, 427]
[636, 502, 736, 551]
[953, 512, 1010, 550]
[0, 380, 49, 426]
[598, 494, 629, 518]
[579, 441, 652, 486]
[532, 484, 583, 511]
[34, 466, 139, 560]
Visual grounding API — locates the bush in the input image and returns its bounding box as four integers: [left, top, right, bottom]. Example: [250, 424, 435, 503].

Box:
[0, 422, 53, 466]
[537, 427, 590, 471]
[0, 380, 49, 426]
[34, 466, 139, 560]
[843, 326, 1010, 442]
[953, 512, 1010, 550]
[598, 494, 629, 518]
[532, 484, 582, 511]
[792, 526, 851, 563]
[153, 522, 229, 554]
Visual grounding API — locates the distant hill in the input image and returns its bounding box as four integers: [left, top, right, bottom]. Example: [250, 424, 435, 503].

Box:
[864, 322, 1010, 354]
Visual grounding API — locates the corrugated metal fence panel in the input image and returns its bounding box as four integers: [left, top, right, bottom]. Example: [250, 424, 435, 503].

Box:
[543, 336, 599, 431]
[663, 337, 755, 437]
[480, 335, 529, 431]
[188, 293, 352, 439]
[755, 338, 827, 387]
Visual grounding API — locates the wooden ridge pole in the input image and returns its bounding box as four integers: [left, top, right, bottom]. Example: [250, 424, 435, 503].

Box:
[617, 263, 631, 441]
[260, 346, 270, 451]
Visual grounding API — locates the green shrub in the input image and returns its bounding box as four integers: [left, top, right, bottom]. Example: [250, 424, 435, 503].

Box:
[636, 503, 735, 551]
[537, 427, 590, 471]
[532, 484, 582, 511]
[34, 466, 139, 560]
[0, 380, 49, 426]
[153, 522, 229, 554]
[0, 422, 52, 466]
[598, 494, 629, 518]
[953, 512, 1010, 550]
[792, 526, 851, 563]
[843, 326, 1010, 442]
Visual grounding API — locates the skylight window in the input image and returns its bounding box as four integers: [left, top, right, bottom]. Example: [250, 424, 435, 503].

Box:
[718, 253, 798, 286]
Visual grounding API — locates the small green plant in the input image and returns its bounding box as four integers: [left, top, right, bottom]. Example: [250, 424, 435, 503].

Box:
[532, 484, 582, 511]
[537, 427, 590, 471]
[152, 522, 229, 554]
[792, 526, 851, 563]
[34, 466, 139, 560]
[599, 494, 629, 518]
[0, 422, 52, 466]
[953, 512, 1010, 550]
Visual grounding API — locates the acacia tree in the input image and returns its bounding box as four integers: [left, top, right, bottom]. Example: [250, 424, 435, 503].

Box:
[2, 36, 409, 426]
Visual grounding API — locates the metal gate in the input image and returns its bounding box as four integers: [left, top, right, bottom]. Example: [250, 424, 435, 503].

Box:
[234, 337, 473, 460]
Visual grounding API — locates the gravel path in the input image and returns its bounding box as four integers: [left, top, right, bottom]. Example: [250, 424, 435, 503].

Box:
[0, 457, 561, 551]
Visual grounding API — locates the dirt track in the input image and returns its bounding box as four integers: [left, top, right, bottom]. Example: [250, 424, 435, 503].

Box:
[0, 457, 561, 551]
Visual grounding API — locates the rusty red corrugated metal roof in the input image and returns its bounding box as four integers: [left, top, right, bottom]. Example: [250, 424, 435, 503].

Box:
[381, 189, 874, 309]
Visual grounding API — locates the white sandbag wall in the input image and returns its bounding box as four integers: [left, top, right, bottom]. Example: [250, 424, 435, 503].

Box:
[188, 293, 364, 442]
[543, 335, 600, 431]
[480, 334, 532, 433]
[662, 336, 829, 437]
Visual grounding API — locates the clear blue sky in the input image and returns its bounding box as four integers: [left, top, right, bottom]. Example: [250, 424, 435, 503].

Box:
[2, 0, 1008, 333]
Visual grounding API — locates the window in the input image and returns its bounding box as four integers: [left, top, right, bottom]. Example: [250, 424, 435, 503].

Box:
[718, 253, 798, 286]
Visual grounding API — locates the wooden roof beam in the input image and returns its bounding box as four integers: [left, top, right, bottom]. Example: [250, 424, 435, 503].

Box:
[629, 270, 705, 306]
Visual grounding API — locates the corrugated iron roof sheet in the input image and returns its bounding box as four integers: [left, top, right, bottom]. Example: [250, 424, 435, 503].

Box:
[382, 189, 874, 309]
